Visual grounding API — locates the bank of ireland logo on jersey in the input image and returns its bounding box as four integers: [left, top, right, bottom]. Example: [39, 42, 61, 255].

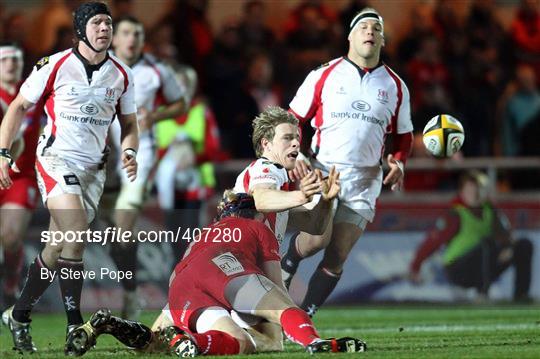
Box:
[104, 88, 116, 103]
[212, 252, 245, 276]
[80, 103, 99, 115]
[351, 100, 371, 112]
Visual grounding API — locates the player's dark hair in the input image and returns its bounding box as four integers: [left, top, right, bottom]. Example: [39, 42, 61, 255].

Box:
[113, 15, 143, 33]
[216, 190, 258, 221]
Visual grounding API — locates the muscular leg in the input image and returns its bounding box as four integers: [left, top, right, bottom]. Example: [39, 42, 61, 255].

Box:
[112, 183, 147, 319]
[301, 222, 363, 316]
[0, 204, 32, 305]
[13, 194, 87, 325]
[47, 194, 88, 327]
[225, 274, 320, 348]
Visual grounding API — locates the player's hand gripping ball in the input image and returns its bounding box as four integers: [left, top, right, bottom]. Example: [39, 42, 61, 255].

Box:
[422, 114, 465, 158]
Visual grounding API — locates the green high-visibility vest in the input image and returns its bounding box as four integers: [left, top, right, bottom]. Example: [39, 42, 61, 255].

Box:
[443, 203, 493, 265]
[156, 103, 216, 188]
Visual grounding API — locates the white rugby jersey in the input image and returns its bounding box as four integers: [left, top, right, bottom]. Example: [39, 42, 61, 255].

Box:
[290, 57, 413, 167]
[233, 157, 291, 244]
[109, 53, 185, 152]
[20, 48, 136, 167]
[131, 53, 184, 113]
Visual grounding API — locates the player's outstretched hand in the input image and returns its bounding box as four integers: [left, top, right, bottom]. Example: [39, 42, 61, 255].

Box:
[289, 153, 311, 182]
[383, 154, 404, 192]
[299, 170, 320, 201]
[121, 149, 138, 182]
[320, 166, 340, 201]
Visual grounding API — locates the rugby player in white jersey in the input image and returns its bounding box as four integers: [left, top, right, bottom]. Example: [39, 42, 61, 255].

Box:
[109, 15, 186, 320]
[0, 2, 139, 354]
[233, 106, 339, 245]
[281, 8, 414, 316]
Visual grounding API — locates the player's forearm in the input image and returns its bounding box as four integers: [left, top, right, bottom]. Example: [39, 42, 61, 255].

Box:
[150, 99, 186, 124]
[0, 99, 28, 149]
[392, 132, 413, 164]
[119, 114, 140, 152]
[252, 188, 308, 212]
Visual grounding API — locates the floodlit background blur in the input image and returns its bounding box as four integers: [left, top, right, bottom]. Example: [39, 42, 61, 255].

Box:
[1, 0, 539, 309]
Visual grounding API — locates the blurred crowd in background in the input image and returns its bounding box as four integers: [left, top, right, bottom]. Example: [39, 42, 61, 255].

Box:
[1, 0, 539, 174]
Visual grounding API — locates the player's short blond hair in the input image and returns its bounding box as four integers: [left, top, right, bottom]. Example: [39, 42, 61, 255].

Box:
[252, 106, 299, 157]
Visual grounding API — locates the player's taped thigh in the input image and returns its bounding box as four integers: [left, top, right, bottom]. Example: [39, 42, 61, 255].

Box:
[333, 202, 369, 230]
[115, 181, 148, 210]
[225, 274, 274, 315]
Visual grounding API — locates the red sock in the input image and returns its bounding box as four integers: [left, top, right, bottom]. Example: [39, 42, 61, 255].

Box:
[190, 330, 240, 355]
[3, 246, 24, 294]
[280, 307, 320, 346]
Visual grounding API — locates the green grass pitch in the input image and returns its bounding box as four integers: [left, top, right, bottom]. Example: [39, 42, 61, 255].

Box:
[1, 305, 539, 358]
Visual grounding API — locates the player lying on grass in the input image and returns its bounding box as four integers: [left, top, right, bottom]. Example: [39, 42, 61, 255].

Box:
[66, 190, 367, 356]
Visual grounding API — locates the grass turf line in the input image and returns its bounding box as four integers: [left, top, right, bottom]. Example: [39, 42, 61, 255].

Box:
[1, 305, 539, 358]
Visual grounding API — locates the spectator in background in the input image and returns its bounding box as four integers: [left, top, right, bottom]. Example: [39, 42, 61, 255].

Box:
[50, 25, 75, 54]
[206, 20, 258, 158]
[25, 0, 75, 58]
[409, 171, 533, 302]
[432, 0, 461, 42]
[284, 0, 338, 35]
[396, 3, 435, 69]
[161, 0, 213, 85]
[461, 39, 504, 156]
[246, 50, 282, 111]
[111, 0, 134, 18]
[510, 0, 540, 83]
[499, 65, 540, 156]
[283, 3, 335, 103]
[147, 22, 178, 63]
[406, 35, 452, 129]
[466, 0, 506, 49]
[238, 0, 276, 52]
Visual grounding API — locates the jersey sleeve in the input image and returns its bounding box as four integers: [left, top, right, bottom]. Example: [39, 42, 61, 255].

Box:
[396, 81, 413, 134]
[19, 57, 54, 104]
[119, 67, 137, 115]
[289, 69, 321, 123]
[158, 62, 185, 104]
[248, 160, 287, 190]
[255, 221, 281, 262]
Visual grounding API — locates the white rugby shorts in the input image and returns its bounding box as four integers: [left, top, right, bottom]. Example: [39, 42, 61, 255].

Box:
[311, 158, 382, 226]
[35, 148, 105, 223]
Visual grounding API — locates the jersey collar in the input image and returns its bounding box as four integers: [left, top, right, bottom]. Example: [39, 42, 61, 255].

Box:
[343, 56, 383, 78]
[73, 46, 110, 84]
[260, 156, 284, 169]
